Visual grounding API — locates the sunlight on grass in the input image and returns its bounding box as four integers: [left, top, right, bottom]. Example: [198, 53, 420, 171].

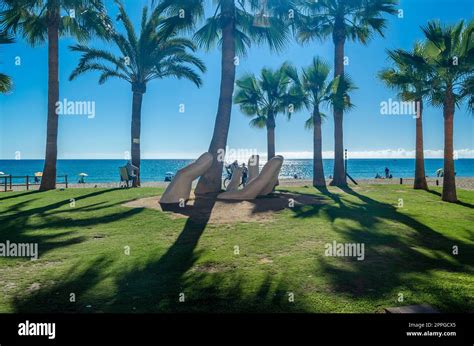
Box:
[0, 185, 473, 313]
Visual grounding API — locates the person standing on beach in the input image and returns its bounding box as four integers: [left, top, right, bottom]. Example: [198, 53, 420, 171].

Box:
[385, 167, 390, 179]
[241, 163, 248, 187]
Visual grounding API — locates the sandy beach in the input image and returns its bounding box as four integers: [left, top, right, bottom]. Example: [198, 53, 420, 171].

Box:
[5, 177, 474, 191]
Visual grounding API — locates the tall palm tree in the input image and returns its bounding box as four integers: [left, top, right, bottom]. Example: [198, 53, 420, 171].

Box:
[379, 43, 432, 190]
[1, 0, 110, 190]
[157, 0, 294, 195]
[421, 19, 474, 202]
[296, 0, 398, 187]
[234, 63, 304, 160]
[325, 73, 357, 183]
[69, 2, 206, 186]
[294, 57, 332, 187]
[0, 30, 14, 94]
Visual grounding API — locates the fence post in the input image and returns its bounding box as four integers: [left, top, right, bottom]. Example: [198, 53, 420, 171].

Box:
[9, 175, 12, 190]
[65, 175, 68, 189]
[400, 178, 403, 185]
[3, 176, 6, 192]
[26, 175, 29, 190]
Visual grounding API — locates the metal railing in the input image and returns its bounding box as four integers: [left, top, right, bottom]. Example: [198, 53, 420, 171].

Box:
[1, 175, 68, 192]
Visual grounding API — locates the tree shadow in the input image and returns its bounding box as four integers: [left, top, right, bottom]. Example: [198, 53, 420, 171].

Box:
[12, 195, 302, 313]
[12, 256, 114, 312]
[248, 191, 327, 215]
[158, 191, 326, 222]
[288, 185, 474, 312]
[159, 195, 218, 224]
[0, 189, 144, 258]
[7, 186, 473, 312]
[425, 189, 474, 209]
[0, 190, 41, 201]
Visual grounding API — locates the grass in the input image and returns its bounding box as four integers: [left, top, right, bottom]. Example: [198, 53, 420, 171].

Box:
[0, 184, 473, 313]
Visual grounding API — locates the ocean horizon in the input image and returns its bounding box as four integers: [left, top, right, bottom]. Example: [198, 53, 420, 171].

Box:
[1, 158, 473, 184]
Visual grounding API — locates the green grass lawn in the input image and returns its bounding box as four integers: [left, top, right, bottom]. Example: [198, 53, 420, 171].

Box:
[0, 185, 473, 313]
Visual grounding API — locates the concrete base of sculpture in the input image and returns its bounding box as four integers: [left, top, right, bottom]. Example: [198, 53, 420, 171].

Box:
[226, 166, 242, 191]
[247, 155, 259, 183]
[160, 152, 213, 204]
[217, 156, 283, 200]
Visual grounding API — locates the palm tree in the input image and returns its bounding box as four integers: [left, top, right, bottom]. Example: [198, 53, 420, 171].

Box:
[1, 0, 110, 191]
[234, 63, 304, 160]
[296, 0, 398, 187]
[294, 57, 332, 187]
[157, 0, 294, 194]
[379, 43, 432, 190]
[421, 19, 474, 202]
[0, 30, 14, 94]
[325, 74, 357, 182]
[69, 2, 206, 187]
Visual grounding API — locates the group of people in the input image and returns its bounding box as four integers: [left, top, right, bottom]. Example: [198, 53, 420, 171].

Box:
[225, 160, 249, 187]
[375, 167, 392, 179]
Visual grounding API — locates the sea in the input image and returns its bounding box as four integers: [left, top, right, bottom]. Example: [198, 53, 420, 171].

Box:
[0, 159, 473, 184]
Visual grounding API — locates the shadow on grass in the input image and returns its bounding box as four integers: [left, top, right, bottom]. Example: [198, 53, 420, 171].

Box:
[8, 186, 474, 312]
[12, 195, 302, 313]
[0, 189, 143, 258]
[288, 185, 474, 312]
[0, 190, 41, 201]
[425, 189, 474, 209]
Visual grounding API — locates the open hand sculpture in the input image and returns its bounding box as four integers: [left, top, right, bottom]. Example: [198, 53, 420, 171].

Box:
[160, 152, 213, 204]
[247, 154, 260, 183]
[217, 156, 283, 200]
[226, 166, 242, 192]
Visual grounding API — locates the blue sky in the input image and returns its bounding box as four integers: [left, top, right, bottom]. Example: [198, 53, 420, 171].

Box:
[0, 0, 473, 159]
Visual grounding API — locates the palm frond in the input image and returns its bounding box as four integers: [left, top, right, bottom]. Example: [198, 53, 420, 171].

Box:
[68, 1, 205, 91]
[249, 115, 267, 129]
[193, 15, 221, 51]
[326, 73, 357, 111]
[0, 72, 13, 93]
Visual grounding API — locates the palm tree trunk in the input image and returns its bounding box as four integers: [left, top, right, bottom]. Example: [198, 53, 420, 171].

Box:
[330, 19, 347, 187]
[131, 85, 144, 187]
[195, 0, 236, 195]
[414, 99, 427, 190]
[40, 7, 60, 191]
[266, 113, 276, 160]
[442, 87, 457, 202]
[313, 107, 325, 187]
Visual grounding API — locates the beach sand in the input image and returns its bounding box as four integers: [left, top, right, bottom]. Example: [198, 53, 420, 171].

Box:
[123, 191, 326, 224]
[5, 177, 474, 191]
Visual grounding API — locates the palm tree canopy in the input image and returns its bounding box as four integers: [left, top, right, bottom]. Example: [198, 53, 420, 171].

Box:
[292, 57, 332, 129]
[0, 0, 111, 46]
[293, 57, 355, 129]
[0, 30, 14, 93]
[420, 19, 474, 111]
[69, 1, 206, 92]
[299, 57, 332, 106]
[379, 42, 433, 102]
[156, 0, 296, 56]
[234, 62, 304, 128]
[296, 0, 398, 44]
